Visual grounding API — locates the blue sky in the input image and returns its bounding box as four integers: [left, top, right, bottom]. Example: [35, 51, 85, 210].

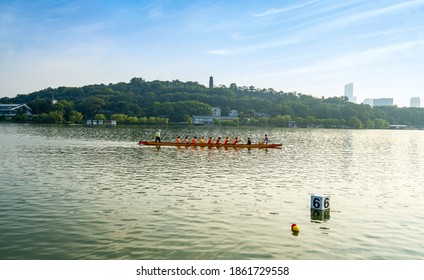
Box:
[1, 0, 423, 106]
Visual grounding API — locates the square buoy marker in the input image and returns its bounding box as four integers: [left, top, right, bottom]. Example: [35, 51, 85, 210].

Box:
[311, 194, 330, 210]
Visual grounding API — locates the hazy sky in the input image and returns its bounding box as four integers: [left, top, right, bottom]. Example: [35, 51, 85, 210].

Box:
[1, 0, 423, 107]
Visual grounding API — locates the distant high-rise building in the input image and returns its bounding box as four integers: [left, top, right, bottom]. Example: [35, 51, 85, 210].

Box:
[209, 76, 214, 88]
[363, 99, 374, 107]
[410, 97, 420, 108]
[344, 83, 355, 102]
[373, 98, 393, 107]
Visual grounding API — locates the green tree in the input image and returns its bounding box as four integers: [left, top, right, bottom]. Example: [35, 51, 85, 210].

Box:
[7, 76, 424, 129]
[69, 111, 83, 124]
[127, 116, 139, 124]
[27, 99, 52, 114]
[348, 116, 363, 128]
[258, 117, 268, 127]
[34, 111, 63, 123]
[364, 120, 375, 129]
[77, 96, 106, 118]
[94, 114, 107, 121]
[12, 113, 30, 122]
[374, 118, 390, 129]
[269, 115, 291, 127]
[53, 100, 74, 121]
[111, 114, 128, 123]
[139, 117, 148, 124]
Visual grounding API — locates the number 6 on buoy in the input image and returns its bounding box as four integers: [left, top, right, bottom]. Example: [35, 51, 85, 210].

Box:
[311, 194, 330, 210]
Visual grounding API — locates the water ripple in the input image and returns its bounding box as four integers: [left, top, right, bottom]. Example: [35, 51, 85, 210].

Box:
[1, 124, 423, 259]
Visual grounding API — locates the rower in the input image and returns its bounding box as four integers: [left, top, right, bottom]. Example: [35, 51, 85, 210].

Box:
[183, 136, 190, 143]
[223, 136, 229, 145]
[176, 136, 182, 143]
[207, 137, 213, 144]
[233, 137, 238, 145]
[215, 137, 221, 144]
[191, 137, 197, 144]
[263, 134, 269, 144]
[200, 137, 205, 144]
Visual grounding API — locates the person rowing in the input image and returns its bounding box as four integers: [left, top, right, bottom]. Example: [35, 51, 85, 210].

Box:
[223, 136, 229, 145]
[233, 137, 239, 145]
[215, 137, 221, 144]
[183, 136, 190, 143]
[176, 136, 182, 143]
[191, 137, 198, 144]
[263, 134, 269, 144]
[207, 137, 213, 144]
[200, 137, 205, 144]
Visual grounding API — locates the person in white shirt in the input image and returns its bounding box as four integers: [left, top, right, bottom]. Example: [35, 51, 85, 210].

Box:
[155, 130, 161, 142]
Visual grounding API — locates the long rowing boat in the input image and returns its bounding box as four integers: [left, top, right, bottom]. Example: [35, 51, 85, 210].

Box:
[138, 141, 282, 149]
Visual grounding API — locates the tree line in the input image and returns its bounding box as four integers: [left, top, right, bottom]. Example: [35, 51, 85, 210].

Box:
[1, 77, 424, 128]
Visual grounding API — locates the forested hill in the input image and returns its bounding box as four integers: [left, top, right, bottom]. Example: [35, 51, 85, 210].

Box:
[1, 77, 424, 128]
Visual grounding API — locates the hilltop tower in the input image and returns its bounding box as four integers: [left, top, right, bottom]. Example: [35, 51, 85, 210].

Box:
[51, 91, 57, 104]
[209, 76, 214, 88]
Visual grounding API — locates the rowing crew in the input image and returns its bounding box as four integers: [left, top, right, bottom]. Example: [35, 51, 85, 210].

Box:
[176, 136, 239, 145]
[173, 135, 269, 145]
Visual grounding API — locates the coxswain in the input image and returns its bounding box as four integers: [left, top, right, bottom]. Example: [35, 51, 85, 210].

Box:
[191, 137, 197, 144]
[207, 137, 213, 144]
[176, 136, 182, 143]
[247, 137, 252, 145]
[223, 136, 229, 145]
[215, 137, 221, 144]
[155, 129, 161, 142]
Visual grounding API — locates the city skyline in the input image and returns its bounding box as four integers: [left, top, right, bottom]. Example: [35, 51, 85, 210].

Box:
[1, 0, 424, 107]
[344, 83, 421, 107]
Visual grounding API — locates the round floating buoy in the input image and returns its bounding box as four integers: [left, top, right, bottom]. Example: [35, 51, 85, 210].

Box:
[291, 223, 300, 232]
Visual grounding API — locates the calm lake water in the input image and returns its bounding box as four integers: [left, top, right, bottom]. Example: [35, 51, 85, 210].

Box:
[1, 123, 423, 260]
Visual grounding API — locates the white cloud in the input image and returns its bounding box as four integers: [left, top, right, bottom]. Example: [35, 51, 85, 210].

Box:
[253, 1, 319, 17]
[207, 49, 232, 56]
[248, 40, 424, 79]
[207, 37, 298, 57]
[67, 21, 112, 35]
[334, 0, 424, 27]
